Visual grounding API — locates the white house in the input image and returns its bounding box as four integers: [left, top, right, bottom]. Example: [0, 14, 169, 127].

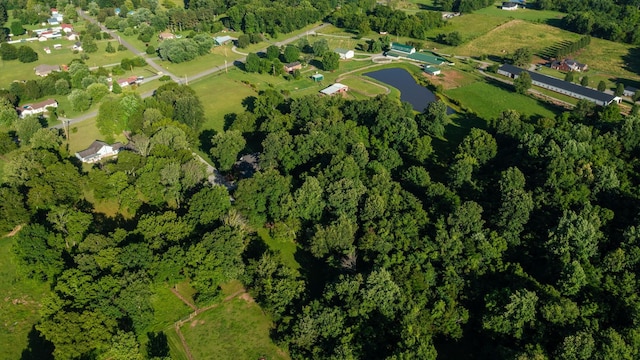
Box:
[502, 2, 519, 10]
[75, 141, 124, 163]
[19, 98, 58, 118]
[335, 48, 355, 60]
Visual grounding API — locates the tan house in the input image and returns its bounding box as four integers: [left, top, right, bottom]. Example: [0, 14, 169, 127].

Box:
[34, 64, 61, 76]
[159, 32, 175, 40]
[284, 61, 302, 73]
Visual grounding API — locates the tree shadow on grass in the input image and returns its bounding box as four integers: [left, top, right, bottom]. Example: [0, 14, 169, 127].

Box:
[21, 326, 54, 360]
[622, 47, 640, 75]
[147, 331, 170, 358]
[199, 129, 217, 155]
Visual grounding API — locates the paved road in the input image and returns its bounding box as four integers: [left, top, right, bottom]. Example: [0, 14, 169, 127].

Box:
[55, 21, 330, 129]
[77, 9, 182, 83]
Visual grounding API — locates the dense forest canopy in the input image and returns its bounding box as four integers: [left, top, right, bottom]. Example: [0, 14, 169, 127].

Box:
[3, 77, 640, 358]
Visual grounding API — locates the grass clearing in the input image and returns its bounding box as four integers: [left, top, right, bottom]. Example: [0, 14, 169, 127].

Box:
[181, 297, 290, 360]
[145, 284, 193, 333]
[0, 238, 50, 360]
[257, 227, 300, 270]
[445, 80, 559, 120]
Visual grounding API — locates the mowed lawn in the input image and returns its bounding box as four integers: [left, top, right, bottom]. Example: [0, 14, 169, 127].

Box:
[180, 297, 290, 360]
[445, 81, 559, 119]
[189, 71, 258, 132]
[0, 238, 50, 360]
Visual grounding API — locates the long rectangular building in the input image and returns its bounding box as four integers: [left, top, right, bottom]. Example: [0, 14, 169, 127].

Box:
[497, 64, 620, 106]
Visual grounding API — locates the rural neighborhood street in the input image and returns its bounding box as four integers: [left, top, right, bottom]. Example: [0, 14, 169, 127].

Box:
[57, 17, 329, 128]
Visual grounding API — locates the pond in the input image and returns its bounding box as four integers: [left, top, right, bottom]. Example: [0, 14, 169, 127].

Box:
[364, 68, 448, 113]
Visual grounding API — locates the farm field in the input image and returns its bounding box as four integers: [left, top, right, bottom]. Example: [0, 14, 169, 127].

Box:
[0, 238, 50, 360]
[445, 80, 559, 120]
[452, 20, 582, 58]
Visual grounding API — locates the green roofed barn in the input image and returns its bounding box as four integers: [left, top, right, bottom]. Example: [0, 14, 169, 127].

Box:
[390, 42, 416, 54]
[424, 66, 441, 76]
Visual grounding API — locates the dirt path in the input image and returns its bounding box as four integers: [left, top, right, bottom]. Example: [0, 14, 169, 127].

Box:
[4, 224, 23, 237]
[170, 287, 248, 360]
[171, 287, 197, 311]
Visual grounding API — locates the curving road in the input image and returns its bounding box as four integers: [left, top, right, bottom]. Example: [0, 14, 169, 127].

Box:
[56, 16, 330, 129]
[77, 9, 182, 84]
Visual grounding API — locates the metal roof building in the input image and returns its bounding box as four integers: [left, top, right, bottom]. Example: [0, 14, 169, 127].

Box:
[497, 64, 620, 106]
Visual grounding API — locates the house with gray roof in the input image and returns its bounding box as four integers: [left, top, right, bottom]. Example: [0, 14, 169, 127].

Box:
[75, 141, 124, 163]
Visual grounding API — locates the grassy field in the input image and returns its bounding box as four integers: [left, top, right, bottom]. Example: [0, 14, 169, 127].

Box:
[180, 296, 290, 360]
[424, 13, 507, 48]
[575, 37, 640, 86]
[0, 237, 50, 360]
[474, 3, 565, 22]
[445, 80, 559, 120]
[451, 20, 582, 58]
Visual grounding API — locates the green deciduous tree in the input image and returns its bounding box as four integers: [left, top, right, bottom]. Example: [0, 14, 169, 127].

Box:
[322, 51, 340, 71]
[512, 47, 532, 67]
[514, 71, 532, 94]
[597, 80, 607, 91]
[209, 130, 246, 171]
[17, 45, 38, 63]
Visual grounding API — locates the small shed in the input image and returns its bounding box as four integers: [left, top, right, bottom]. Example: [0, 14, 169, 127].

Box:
[311, 73, 324, 82]
[214, 35, 233, 45]
[424, 66, 441, 76]
[501, 2, 519, 10]
[335, 48, 355, 60]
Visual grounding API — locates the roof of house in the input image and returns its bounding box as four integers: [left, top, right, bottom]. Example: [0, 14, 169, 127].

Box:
[320, 83, 348, 95]
[159, 32, 175, 39]
[76, 140, 123, 159]
[34, 64, 61, 73]
[499, 64, 616, 104]
[311, 73, 324, 79]
[424, 66, 440, 74]
[285, 61, 301, 68]
[391, 43, 415, 53]
[22, 98, 58, 112]
[502, 2, 518, 6]
[61, 23, 73, 29]
[214, 35, 233, 43]
[335, 48, 352, 54]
